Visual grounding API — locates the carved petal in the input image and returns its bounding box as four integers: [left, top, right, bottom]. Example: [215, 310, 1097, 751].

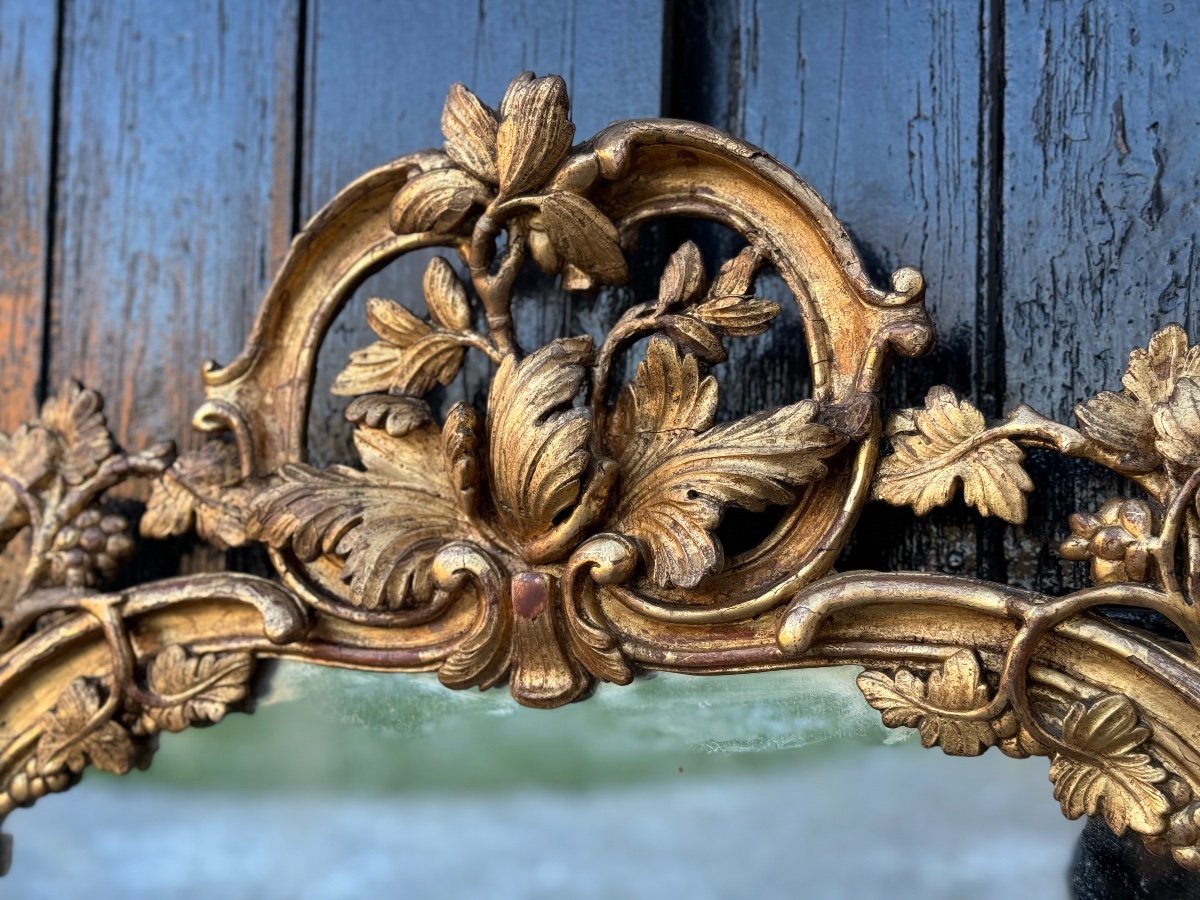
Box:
[441, 83, 498, 184]
[487, 337, 594, 547]
[873, 386, 1033, 523]
[1050, 694, 1170, 836]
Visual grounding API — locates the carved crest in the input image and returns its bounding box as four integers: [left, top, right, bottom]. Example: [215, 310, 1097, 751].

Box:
[3, 73, 1200, 876]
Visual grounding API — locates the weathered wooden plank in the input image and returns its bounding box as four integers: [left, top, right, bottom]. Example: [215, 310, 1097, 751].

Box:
[671, 0, 995, 578]
[302, 0, 666, 464]
[0, 1, 57, 431]
[1002, 1, 1200, 591]
[47, 0, 299, 457]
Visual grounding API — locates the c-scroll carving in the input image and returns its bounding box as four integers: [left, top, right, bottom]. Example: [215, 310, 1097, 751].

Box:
[1, 72, 1199, 876]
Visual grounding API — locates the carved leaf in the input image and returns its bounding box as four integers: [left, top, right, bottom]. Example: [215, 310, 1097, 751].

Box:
[1049, 694, 1170, 836]
[38, 380, 114, 486]
[366, 295, 429, 346]
[37, 679, 135, 776]
[0, 425, 56, 535]
[142, 645, 254, 733]
[659, 314, 726, 364]
[389, 168, 491, 236]
[332, 298, 465, 397]
[873, 386, 1033, 523]
[487, 337, 593, 545]
[496, 73, 574, 196]
[608, 336, 717, 471]
[610, 339, 844, 588]
[689, 294, 780, 336]
[441, 83, 498, 184]
[344, 394, 432, 437]
[1075, 390, 1158, 472]
[141, 440, 250, 549]
[423, 257, 472, 332]
[1153, 377, 1200, 468]
[654, 241, 706, 313]
[857, 650, 997, 757]
[249, 424, 463, 610]
[442, 403, 483, 517]
[707, 245, 762, 299]
[529, 192, 627, 285]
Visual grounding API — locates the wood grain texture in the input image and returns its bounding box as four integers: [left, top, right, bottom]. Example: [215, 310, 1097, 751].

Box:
[670, 0, 997, 579]
[0, 1, 57, 431]
[1002, 1, 1200, 592]
[302, 0, 665, 465]
[46, 0, 299, 459]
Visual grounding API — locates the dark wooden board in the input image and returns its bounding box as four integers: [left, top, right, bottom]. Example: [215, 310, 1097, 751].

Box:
[46, 0, 299, 459]
[302, 0, 666, 466]
[670, 0, 1001, 580]
[0, 1, 57, 431]
[1002, 0, 1200, 592]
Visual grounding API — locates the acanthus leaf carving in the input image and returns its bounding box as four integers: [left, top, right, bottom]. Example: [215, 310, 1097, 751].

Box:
[610, 337, 844, 589]
[248, 423, 463, 610]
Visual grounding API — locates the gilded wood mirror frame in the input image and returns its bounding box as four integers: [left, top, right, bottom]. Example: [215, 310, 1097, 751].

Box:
[3, 72, 1200, 875]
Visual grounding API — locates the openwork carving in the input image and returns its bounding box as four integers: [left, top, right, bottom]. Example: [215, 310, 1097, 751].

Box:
[2, 72, 1200, 874]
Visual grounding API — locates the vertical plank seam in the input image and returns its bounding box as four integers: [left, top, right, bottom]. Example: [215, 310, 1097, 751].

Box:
[290, 0, 309, 237]
[976, 0, 1008, 582]
[36, 0, 69, 406]
[658, 0, 677, 117]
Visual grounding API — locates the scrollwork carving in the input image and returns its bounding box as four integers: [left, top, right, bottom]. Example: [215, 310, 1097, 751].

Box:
[1, 71, 1199, 878]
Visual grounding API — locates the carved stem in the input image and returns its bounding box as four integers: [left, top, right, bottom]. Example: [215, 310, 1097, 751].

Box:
[467, 212, 528, 357]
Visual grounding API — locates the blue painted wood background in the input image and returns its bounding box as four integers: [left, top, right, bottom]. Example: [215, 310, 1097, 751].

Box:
[0, 1, 1197, 892]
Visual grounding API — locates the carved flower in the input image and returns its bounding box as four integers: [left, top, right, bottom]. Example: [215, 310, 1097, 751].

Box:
[389, 74, 626, 289]
[1060, 498, 1156, 584]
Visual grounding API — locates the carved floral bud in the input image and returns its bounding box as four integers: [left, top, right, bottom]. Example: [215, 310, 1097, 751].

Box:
[496, 72, 574, 197]
[1060, 497, 1156, 584]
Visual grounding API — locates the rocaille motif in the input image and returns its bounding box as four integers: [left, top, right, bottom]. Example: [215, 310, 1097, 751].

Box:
[2, 72, 1200, 875]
